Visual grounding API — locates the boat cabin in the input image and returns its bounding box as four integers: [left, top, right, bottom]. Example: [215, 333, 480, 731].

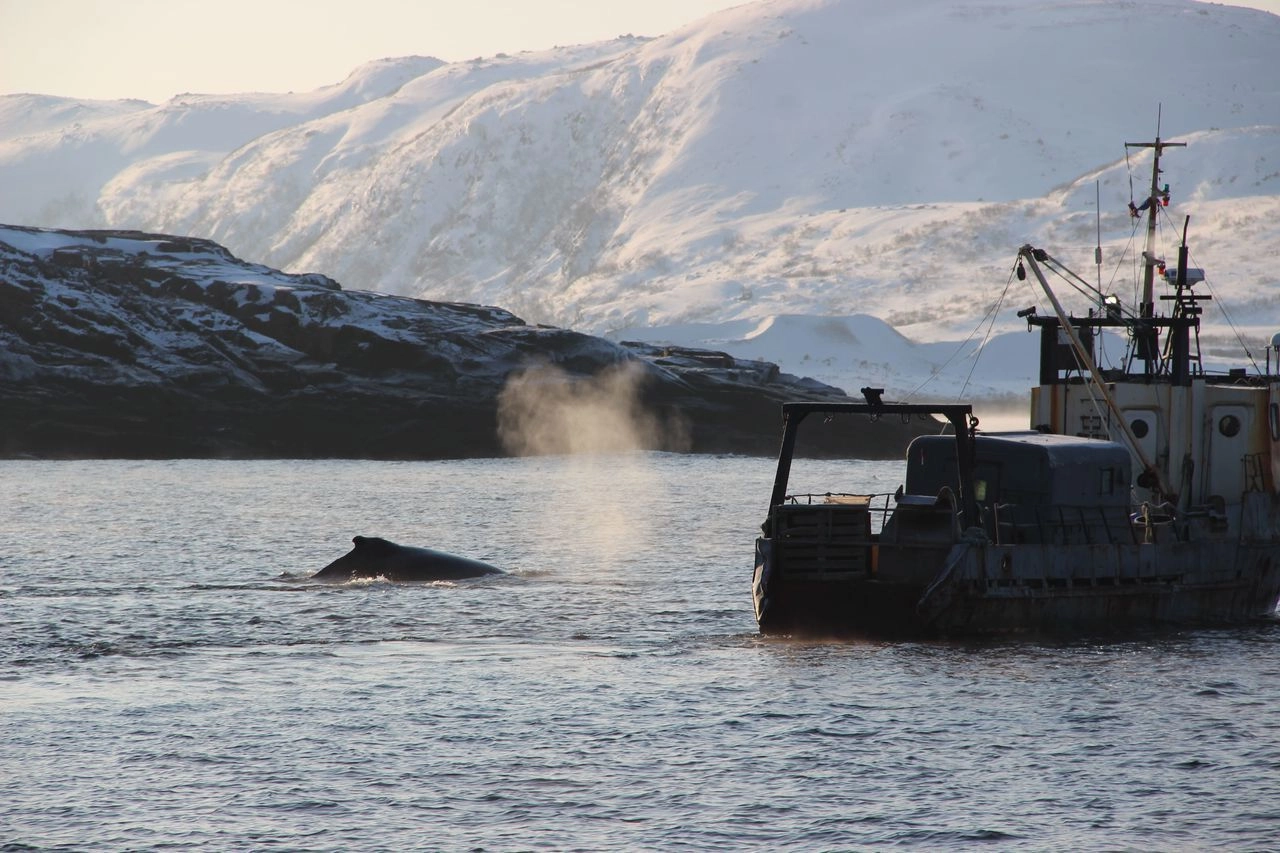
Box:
[906, 432, 1130, 509]
[904, 432, 1133, 545]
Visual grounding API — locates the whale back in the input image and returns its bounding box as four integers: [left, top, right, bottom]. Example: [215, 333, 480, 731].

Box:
[312, 536, 503, 582]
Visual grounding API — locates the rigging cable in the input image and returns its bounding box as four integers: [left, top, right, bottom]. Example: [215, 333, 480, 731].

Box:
[1097, 215, 1145, 371]
[1141, 202, 1260, 375]
[1182, 240, 1261, 374]
[901, 262, 1018, 405]
[1039, 252, 1115, 310]
[956, 262, 1017, 401]
[1018, 248, 1114, 434]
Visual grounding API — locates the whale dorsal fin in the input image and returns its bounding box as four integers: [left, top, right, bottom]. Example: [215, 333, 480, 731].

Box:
[352, 535, 396, 554]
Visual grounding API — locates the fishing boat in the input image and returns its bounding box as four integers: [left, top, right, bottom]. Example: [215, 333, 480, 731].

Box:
[752, 130, 1280, 636]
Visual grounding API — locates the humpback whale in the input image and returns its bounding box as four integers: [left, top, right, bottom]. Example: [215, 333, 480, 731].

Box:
[312, 536, 504, 582]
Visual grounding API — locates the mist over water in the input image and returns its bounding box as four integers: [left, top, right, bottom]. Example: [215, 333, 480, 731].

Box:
[495, 362, 696, 570]
[496, 362, 693, 570]
[496, 362, 690, 456]
[4, 457, 1280, 850]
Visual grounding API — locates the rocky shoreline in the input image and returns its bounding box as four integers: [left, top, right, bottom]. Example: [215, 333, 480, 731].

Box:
[0, 226, 932, 460]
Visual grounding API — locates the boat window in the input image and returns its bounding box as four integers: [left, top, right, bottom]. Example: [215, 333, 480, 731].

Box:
[974, 479, 988, 501]
[1100, 468, 1115, 495]
[1219, 414, 1242, 438]
[1130, 418, 1149, 439]
[1078, 413, 1105, 440]
[1270, 403, 1279, 442]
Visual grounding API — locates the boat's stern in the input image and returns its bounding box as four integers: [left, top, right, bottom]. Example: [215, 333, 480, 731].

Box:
[755, 492, 966, 635]
[751, 536, 772, 625]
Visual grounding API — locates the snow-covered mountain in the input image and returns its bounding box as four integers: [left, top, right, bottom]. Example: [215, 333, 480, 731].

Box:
[2, 0, 1277, 411]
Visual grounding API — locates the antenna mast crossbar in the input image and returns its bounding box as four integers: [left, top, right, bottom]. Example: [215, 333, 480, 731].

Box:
[1124, 134, 1186, 376]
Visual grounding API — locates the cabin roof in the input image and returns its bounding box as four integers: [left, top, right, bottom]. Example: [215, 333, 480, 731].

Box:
[976, 431, 1130, 467]
[913, 431, 1130, 467]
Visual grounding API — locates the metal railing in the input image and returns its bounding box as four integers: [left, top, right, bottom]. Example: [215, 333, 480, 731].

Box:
[990, 503, 1140, 545]
[781, 494, 1151, 545]
[785, 492, 896, 534]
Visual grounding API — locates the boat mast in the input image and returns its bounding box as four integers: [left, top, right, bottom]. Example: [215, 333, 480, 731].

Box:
[1125, 111, 1185, 374]
[1095, 181, 1103, 293]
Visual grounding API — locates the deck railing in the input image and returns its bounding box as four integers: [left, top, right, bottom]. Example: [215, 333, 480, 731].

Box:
[990, 503, 1139, 545]
[785, 492, 896, 534]
[779, 493, 1170, 547]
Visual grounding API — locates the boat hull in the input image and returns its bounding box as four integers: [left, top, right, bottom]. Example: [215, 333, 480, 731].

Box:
[754, 536, 1280, 638]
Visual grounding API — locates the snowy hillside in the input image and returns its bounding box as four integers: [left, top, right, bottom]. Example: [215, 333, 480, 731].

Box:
[0, 56, 444, 227]
[2, 0, 1278, 412]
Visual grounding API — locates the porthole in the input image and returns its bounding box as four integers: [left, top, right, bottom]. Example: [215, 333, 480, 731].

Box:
[1130, 418, 1150, 439]
[1219, 414, 1241, 437]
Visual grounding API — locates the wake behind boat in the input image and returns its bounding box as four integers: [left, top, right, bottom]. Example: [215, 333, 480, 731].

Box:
[752, 127, 1280, 637]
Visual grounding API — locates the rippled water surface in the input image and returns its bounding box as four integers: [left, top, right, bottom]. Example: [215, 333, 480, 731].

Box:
[4, 456, 1280, 851]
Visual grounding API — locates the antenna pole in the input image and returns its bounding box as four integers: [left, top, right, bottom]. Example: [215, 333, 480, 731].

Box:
[1125, 114, 1185, 374]
[1095, 180, 1102, 293]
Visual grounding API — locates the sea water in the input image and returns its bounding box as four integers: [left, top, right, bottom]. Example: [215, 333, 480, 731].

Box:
[3, 455, 1279, 850]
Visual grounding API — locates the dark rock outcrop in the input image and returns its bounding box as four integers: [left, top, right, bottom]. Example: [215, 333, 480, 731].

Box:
[0, 226, 931, 459]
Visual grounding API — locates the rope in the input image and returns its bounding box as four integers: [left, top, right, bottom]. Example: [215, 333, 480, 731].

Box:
[1182, 241, 1261, 374]
[901, 263, 1018, 404]
[1065, 328, 1110, 435]
[1136, 202, 1259, 374]
[957, 263, 1017, 401]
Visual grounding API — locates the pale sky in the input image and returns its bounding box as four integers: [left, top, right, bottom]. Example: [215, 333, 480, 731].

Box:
[2, 0, 1278, 104]
[0, 0, 744, 103]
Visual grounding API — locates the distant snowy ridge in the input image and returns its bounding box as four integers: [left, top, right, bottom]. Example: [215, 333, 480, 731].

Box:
[0, 56, 445, 226]
[1, 0, 1277, 405]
